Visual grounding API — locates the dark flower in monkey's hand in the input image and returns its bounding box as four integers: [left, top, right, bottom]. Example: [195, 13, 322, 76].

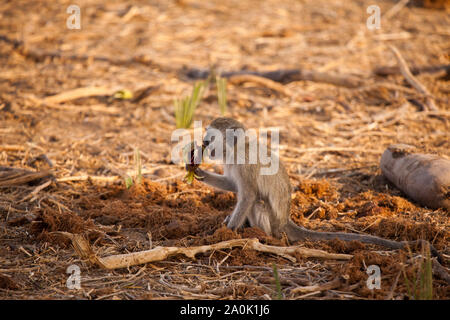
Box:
[183, 141, 205, 184]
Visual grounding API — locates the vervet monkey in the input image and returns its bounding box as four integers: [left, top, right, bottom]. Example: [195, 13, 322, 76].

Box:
[188, 117, 440, 257]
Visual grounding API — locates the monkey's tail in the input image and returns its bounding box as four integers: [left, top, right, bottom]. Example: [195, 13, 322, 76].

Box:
[285, 220, 442, 261]
[285, 220, 404, 249]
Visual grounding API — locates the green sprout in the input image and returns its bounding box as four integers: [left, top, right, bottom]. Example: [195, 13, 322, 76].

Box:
[125, 176, 133, 189]
[174, 81, 206, 129]
[403, 243, 433, 300]
[124, 148, 143, 189]
[272, 263, 283, 300]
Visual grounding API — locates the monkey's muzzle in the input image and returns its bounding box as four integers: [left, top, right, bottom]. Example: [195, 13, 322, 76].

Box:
[202, 139, 210, 148]
[203, 140, 216, 157]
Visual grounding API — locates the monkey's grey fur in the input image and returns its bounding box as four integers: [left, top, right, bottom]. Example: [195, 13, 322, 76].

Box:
[193, 117, 440, 256]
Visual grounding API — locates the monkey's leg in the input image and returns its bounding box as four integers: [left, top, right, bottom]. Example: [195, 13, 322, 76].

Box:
[224, 215, 251, 227]
[248, 201, 272, 235]
[196, 168, 237, 192]
[227, 194, 256, 231]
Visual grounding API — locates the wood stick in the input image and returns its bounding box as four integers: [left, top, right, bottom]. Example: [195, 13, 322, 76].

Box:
[56, 175, 120, 183]
[385, 271, 402, 300]
[432, 258, 450, 284]
[26, 98, 121, 114]
[380, 144, 450, 211]
[0, 168, 52, 186]
[281, 146, 382, 155]
[186, 68, 364, 88]
[57, 167, 178, 184]
[0, 145, 26, 152]
[43, 87, 116, 104]
[291, 278, 341, 294]
[388, 45, 438, 111]
[383, 0, 410, 19]
[56, 232, 352, 270]
[228, 74, 292, 96]
[373, 64, 450, 77]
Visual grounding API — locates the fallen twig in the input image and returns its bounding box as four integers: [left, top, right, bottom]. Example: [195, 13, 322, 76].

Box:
[56, 175, 120, 183]
[228, 74, 292, 96]
[0, 145, 26, 152]
[432, 258, 450, 284]
[42, 87, 116, 104]
[374, 64, 450, 77]
[385, 270, 402, 300]
[0, 167, 52, 187]
[383, 0, 410, 20]
[291, 278, 341, 294]
[388, 45, 438, 111]
[187, 68, 364, 88]
[281, 146, 382, 155]
[56, 232, 352, 270]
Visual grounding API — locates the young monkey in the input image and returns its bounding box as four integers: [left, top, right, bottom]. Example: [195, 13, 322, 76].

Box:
[189, 117, 440, 256]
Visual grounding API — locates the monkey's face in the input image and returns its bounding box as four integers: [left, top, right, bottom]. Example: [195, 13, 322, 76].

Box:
[202, 126, 224, 159]
[203, 118, 246, 162]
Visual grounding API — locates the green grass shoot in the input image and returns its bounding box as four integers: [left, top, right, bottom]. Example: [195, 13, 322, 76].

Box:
[403, 243, 433, 300]
[125, 176, 133, 189]
[124, 148, 143, 189]
[272, 263, 283, 300]
[174, 81, 206, 128]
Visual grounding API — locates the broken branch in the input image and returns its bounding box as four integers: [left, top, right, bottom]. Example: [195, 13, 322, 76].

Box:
[187, 68, 364, 88]
[56, 232, 352, 270]
[388, 45, 438, 111]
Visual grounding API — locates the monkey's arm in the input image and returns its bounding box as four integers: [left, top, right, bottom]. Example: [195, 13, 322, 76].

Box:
[195, 168, 237, 192]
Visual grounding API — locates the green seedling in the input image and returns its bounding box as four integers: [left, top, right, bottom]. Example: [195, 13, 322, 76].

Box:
[272, 263, 283, 300]
[124, 148, 143, 189]
[125, 176, 133, 189]
[174, 81, 206, 128]
[403, 243, 433, 300]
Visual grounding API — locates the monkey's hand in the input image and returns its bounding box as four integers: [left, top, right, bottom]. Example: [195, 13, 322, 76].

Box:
[183, 141, 205, 184]
[184, 164, 204, 184]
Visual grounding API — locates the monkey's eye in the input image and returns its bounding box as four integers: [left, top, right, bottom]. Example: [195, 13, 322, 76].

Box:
[203, 135, 215, 147]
